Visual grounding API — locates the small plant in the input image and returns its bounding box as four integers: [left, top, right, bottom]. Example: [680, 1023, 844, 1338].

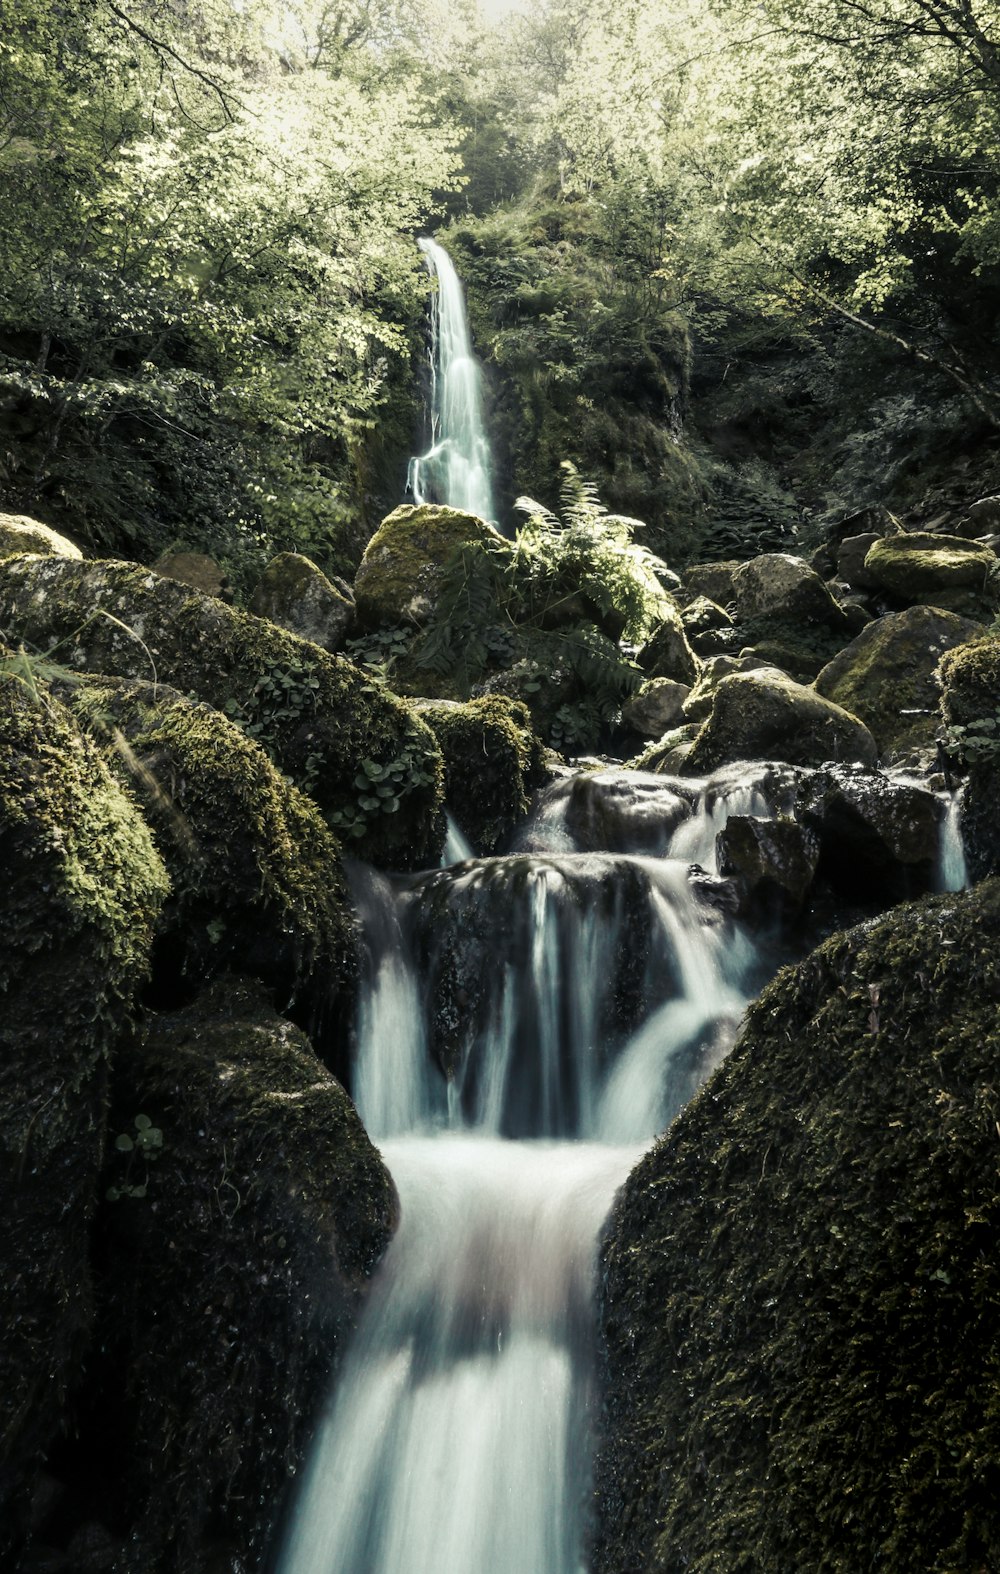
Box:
[942, 711, 1000, 765]
[106, 1113, 165, 1202]
[344, 624, 415, 679]
[329, 740, 438, 840]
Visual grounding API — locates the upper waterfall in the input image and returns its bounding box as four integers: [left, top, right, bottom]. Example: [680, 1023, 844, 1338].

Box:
[407, 238, 496, 526]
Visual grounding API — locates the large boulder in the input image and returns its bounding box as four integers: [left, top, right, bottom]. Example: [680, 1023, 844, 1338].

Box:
[715, 814, 819, 917]
[0, 512, 83, 561]
[621, 678, 691, 738]
[795, 763, 943, 902]
[249, 552, 354, 652]
[814, 604, 983, 757]
[731, 552, 853, 632]
[637, 602, 701, 686]
[938, 634, 1000, 880]
[864, 532, 996, 606]
[0, 674, 168, 1561]
[515, 770, 698, 855]
[353, 503, 509, 629]
[413, 695, 548, 853]
[684, 668, 878, 773]
[681, 654, 771, 722]
[152, 551, 229, 599]
[596, 880, 1000, 1574]
[0, 555, 444, 868]
[59, 979, 397, 1574]
[681, 562, 740, 606]
[60, 677, 356, 1028]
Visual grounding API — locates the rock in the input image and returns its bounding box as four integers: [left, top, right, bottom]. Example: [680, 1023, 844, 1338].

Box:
[966, 495, 1000, 532]
[621, 678, 691, 738]
[716, 814, 819, 915]
[249, 552, 354, 652]
[681, 561, 740, 606]
[836, 532, 883, 591]
[595, 879, 1000, 1574]
[938, 634, 1000, 880]
[796, 763, 942, 901]
[74, 978, 397, 1574]
[681, 654, 771, 722]
[59, 677, 356, 1029]
[629, 725, 701, 775]
[0, 511, 83, 561]
[0, 555, 443, 869]
[0, 675, 167, 1562]
[809, 505, 892, 577]
[731, 553, 853, 631]
[152, 551, 228, 598]
[680, 595, 732, 636]
[815, 604, 984, 758]
[413, 696, 548, 853]
[637, 602, 700, 686]
[737, 630, 841, 683]
[864, 532, 997, 604]
[517, 770, 697, 855]
[684, 668, 878, 772]
[353, 503, 509, 629]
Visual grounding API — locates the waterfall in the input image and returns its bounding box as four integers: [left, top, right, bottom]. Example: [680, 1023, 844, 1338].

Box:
[276, 767, 784, 1574]
[407, 238, 496, 525]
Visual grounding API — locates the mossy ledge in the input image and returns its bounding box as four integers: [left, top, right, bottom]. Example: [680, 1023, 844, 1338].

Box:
[413, 695, 549, 852]
[595, 879, 1000, 1574]
[0, 673, 168, 1560]
[0, 554, 444, 869]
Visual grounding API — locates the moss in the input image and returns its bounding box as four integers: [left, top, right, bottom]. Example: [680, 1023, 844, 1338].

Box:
[414, 695, 548, 852]
[353, 505, 512, 629]
[0, 512, 83, 561]
[865, 533, 997, 599]
[595, 880, 1000, 1574]
[815, 604, 984, 757]
[63, 977, 396, 1574]
[939, 634, 1000, 879]
[0, 673, 167, 1560]
[61, 677, 356, 1031]
[0, 555, 444, 869]
[684, 668, 878, 772]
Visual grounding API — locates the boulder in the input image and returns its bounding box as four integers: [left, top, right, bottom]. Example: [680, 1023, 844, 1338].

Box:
[595, 879, 1000, 1574]
[353, 503, 509, 629]
[684, 668, 878, 773]
[815, 604, 984, 758]
[152, 551, 228, 599]
[249, 552, 354, 653]
[864, 532, 996, 604]
[938, 635, 1000, 880]
[731, 553, 853, 631]
[682, 654, 771, 722]
[681, 561, 740, 606]
[516, 769, 697, 855]
[60, 677, 356, 1028]
[836, 532, 883, 591]
[413, 695, 548, 853]
[629, 725, 701, 775]
[967, 495, 1000, 532]
[621, 678, 691, 738]
[0, 511, 82, 561]
[0, 674, 167, 1562]
[66, 979, 397, 1574]
[796, 763, 942, 901]
[637, 602, 700, 686]
[0, 555, 444, 869]
[716, 814, 819, 915]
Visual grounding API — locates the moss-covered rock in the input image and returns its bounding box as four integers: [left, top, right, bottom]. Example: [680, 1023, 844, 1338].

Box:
[353, 504, 510, 629]
[413, 695, 547, 853]
[0, 555, 444, 868]
[60, 677, 356, 1027]
[638, 603, 701, 686]
[715, 813, 819, 916]
[679, 594, 734, 657]
[249, 552, 354, 652]
[63, 978, 397, 1574]
[595, 879, 1000, 1574]
[681, 561, 740, 606]
[864, 531, 996, 604]
[814, 604, 984, 757]
[622, 678, 691, 738]
[732, 552, 853, 632]
[938, 634, 1000, 879]
[0, 674, 167, 1560]
[0, 511, 83, 561]
[684, 668, 878, 772]
[681, 654, 771, 722]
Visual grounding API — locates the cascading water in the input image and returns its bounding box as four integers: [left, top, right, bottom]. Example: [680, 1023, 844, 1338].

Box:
[278, 767, 774, 1574]
[407, 238, 496, 525]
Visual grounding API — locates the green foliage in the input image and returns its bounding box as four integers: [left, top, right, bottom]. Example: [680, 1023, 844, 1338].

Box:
[329, 740, 438, 840]
[942, 711, 1000, 765]
[106, 1113, 166, 1203]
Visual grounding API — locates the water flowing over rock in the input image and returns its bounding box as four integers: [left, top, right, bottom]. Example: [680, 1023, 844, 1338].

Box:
[407, 238, 496, 525]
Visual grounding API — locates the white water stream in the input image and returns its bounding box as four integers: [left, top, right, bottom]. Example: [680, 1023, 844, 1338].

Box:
[278, 772, 766, 1574]
[407, 238, 496, 525]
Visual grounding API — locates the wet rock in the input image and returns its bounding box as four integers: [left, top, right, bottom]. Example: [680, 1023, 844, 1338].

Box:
[0, 555, 443, 869]
[151, 551, 228, 599]
[58, 677, 356, 1029]
[836, 532, 883, 591]
[0, 512, 83, 561]
[74, 978, 397, 1574]
[731, 553, 853, 631]
[516, 769, 697, 855]
[864, 532, 997, 604]
[0, 675, 167, 1563]
[938, 634, 1000, 880]
[796, 763, 942, 900]
[716, 814, 819, 915]
[413, 695, 548, 853]
[621, 678, 691, 738]
[595, 879, 1000, 1574]
[637, 602, 700, 685]
[628, 725, 701, 775]
[815, 603, 984, 758]
[249, 552, 354, 652]
[353, 503, 509, 629]
[681, 654, 771, 722]
[684, 668, 878, 772]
